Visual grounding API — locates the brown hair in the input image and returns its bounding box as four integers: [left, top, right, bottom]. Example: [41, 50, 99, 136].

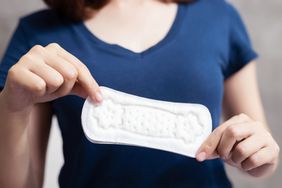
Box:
[43, 0, 193, 21]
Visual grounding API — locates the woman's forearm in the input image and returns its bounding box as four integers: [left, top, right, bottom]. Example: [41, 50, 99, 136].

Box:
[0, 42, 101, 188]
[0, 93, 33, 188]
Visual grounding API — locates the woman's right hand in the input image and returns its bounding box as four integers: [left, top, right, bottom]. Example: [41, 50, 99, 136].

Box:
[0, 43, 102, 114]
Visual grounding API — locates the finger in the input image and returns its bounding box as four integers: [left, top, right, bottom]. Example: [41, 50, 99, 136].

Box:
[68, 60, 102, 102]
[241, 147, 276, 171]
[43, 50, 78, 82]
[224, 157, 240, 168]
[247, 163, 274, 177]
[196, 114, 248, 161]
[43, 52, 79, 97]
[28, 58, 64, 94]
[196, 126, 225, 161]
[230, 133, 265, 165]
[16, 68, 47, 97]
[70, 83, 88, 99]
[217, 122, 255, 160]
[45, 43, 102, 102]
[51, 75, 77, 98]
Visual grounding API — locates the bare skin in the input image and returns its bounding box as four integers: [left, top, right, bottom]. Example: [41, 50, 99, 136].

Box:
[85, 0, 178, 53]
[196, 62, 280, 178]
[0, 0, 279, 187]
[0, 43, 102, 188]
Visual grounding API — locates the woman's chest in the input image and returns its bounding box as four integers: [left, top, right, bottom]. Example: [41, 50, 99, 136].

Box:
[81, 44, 225, 108]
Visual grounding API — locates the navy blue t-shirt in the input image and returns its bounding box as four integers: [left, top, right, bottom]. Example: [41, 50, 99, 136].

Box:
[0, 0, 257, 187]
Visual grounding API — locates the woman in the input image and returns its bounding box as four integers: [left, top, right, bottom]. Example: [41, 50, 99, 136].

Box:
[0, 0, 279, 187]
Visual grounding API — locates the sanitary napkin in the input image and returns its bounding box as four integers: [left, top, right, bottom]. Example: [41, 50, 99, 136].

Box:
[81, 86, 212, 158]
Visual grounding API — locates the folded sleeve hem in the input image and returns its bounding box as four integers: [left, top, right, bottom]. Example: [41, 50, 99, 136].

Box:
[224, 50, 258, 80]
[0, 74, 7, 90]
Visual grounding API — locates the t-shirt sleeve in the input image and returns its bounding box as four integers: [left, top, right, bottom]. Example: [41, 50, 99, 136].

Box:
[0, 19, 31, 90]
[223, 3, 258, 80]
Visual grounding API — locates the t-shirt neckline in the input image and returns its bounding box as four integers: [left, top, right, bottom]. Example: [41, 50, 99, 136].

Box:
[78, 3, 186, 58]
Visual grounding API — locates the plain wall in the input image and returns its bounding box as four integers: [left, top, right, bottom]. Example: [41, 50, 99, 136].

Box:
[0, 1, 281, 188]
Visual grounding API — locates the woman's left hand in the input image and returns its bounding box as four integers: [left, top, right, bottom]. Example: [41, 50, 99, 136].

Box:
[196, 113, 280, 178]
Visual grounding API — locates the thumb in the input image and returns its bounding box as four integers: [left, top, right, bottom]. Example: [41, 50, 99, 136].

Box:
[196, 130, 221, 162]
[195, 115, 244, 162]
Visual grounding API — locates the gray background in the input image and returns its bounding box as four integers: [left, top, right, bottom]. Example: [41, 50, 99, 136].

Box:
[0, 0, 281, 187]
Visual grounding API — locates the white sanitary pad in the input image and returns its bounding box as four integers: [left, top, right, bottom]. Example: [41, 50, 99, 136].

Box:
[81, 86, 212, 158]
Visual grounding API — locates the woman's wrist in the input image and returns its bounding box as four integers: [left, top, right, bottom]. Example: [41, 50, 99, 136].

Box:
[0, 90, 32, 120]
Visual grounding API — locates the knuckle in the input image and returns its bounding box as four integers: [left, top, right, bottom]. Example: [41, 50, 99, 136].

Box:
[64, 69, 78, 81]
[248, 156, 258, 167]
[50, 76, 64, 88]
[274, 144, 280, 154]
[57, 76, 65, 86]
[20, 54, 33, 63]
[226, 126, 239, 138]
[276, 145, 280, 153]
[8, 65, 18, 78]
[31, 45, 44, 54]
[7, 67, 21, 87]
[77, 61, 89, 71]
[48, 43, 61, 50]
[272, 148, 280, 163]
[77, 62, 87, 70]
[235, 144, 246, 156]
[234, 113, 247, 121]
[32, 81, 46, 95]
[214, 127, 223, 137]
[239, 113, 247, 118]
[45, 43, 61, 55]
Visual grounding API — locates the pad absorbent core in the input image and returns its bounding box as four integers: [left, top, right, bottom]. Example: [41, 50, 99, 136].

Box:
[81, 86, 212, 158]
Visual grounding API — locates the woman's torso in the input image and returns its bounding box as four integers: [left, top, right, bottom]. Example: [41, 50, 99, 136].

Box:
[9, 0, 250, 187]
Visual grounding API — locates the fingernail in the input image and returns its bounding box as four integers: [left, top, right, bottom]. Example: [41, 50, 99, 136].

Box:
[95, 92, 103, 103]
[197, 152, 206, 162]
